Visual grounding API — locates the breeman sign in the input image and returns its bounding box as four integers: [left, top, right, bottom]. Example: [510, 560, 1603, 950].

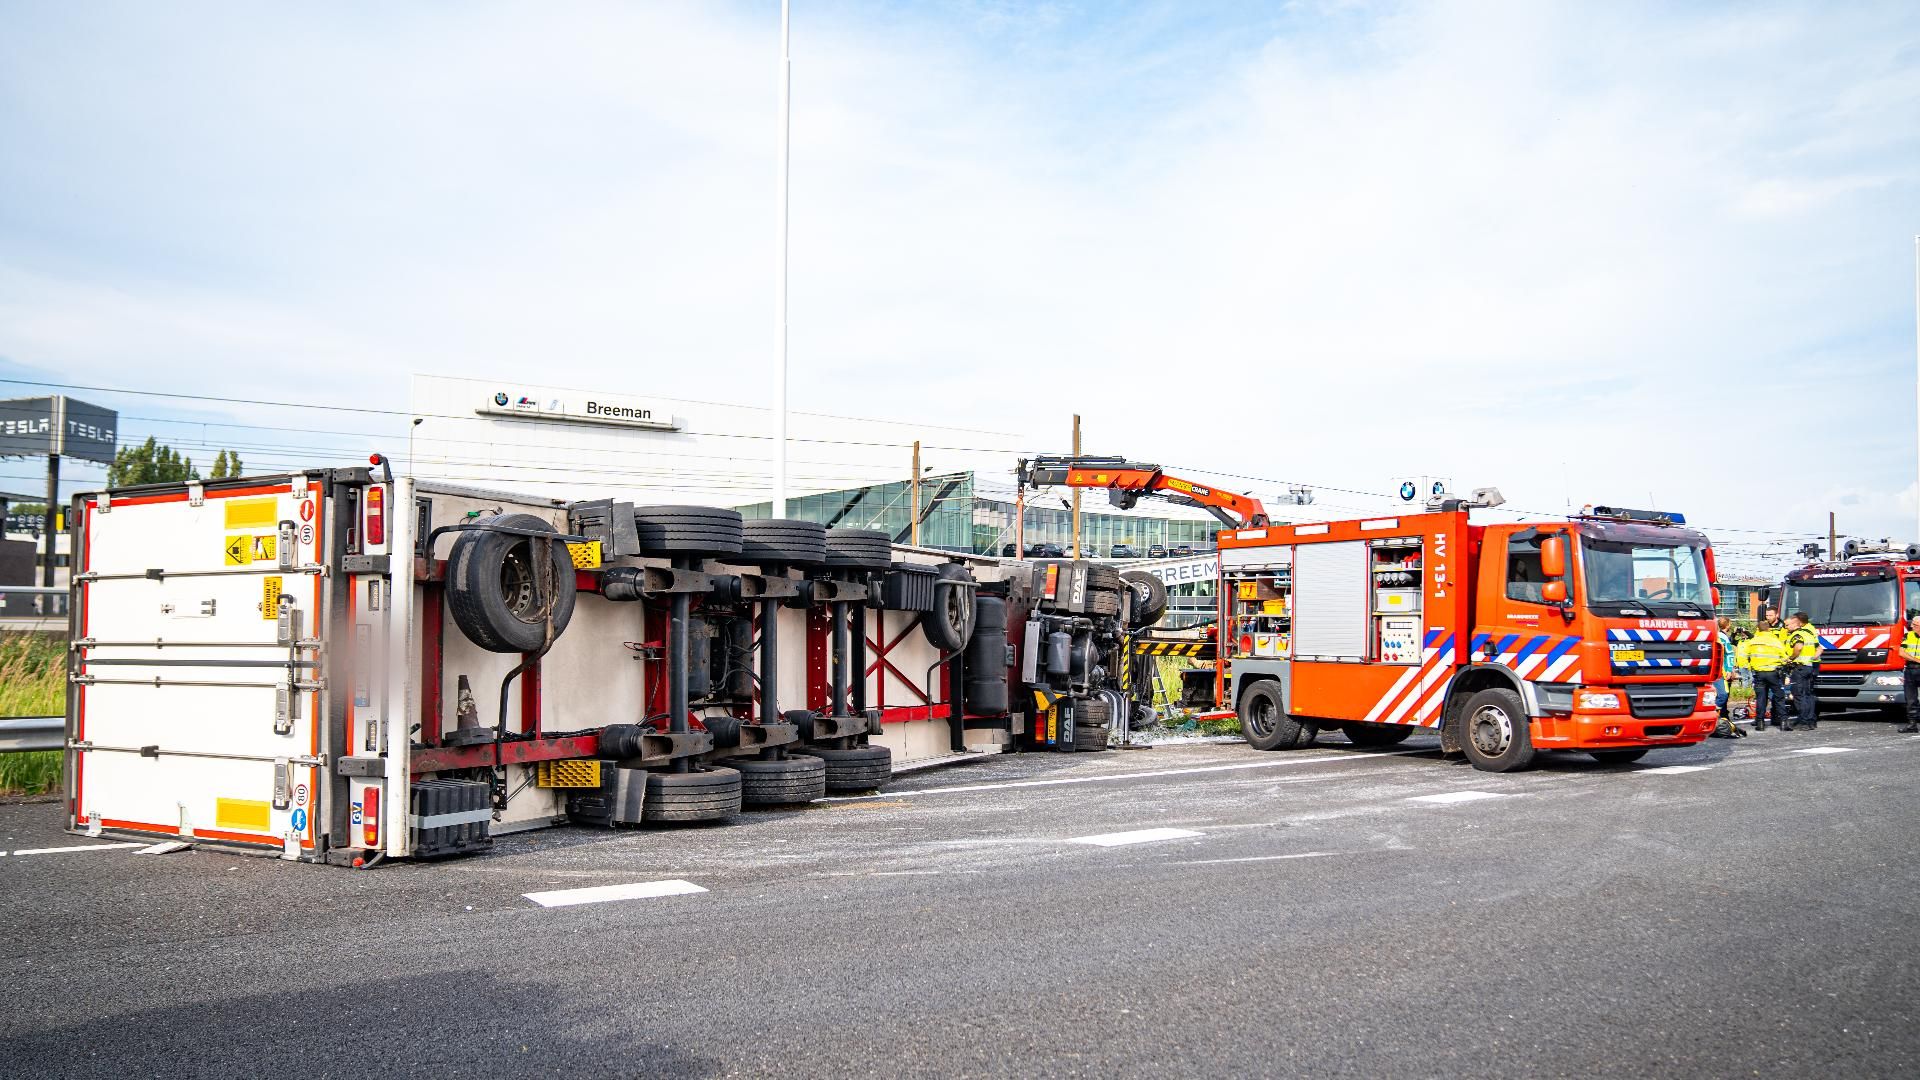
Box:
[0, 396, 119, 464]
[475, 389, 682, 431]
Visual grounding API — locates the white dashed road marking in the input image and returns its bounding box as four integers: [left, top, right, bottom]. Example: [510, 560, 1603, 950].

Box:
[524, 879, 707, 908]
[1790, 747, 1857, 755]
[1176, 851, 1351, 865]
[1638, 765, 1710, 775]
[1070, 827, 1204, 847]
[1406, 791, 1510, 805]
[4, 842, 143, 857]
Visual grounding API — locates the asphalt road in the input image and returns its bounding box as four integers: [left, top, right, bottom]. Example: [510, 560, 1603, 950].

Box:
[3, 720, 1918, 1079]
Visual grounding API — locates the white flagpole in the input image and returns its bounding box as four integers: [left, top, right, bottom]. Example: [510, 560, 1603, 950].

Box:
[773, 0, 792, 517]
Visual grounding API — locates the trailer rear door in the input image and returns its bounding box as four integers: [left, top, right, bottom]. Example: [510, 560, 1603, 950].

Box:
[69, 476, 329, 855]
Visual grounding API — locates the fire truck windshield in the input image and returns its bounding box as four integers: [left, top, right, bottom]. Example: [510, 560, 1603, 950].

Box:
[1782, 578, 1899, 626]
[1581, 539, 1711, 610]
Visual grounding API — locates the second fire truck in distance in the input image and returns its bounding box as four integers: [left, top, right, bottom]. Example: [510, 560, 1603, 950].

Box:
[1778, 540, 1920, 720]
[1213, 496, 1722, 771]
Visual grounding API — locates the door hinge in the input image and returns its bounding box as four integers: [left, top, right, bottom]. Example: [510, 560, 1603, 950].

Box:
[187, 481, 205, 507]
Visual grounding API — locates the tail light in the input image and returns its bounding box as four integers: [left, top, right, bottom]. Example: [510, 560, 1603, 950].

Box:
[364, 486, 386, 547]
[362, 784, 380, 848]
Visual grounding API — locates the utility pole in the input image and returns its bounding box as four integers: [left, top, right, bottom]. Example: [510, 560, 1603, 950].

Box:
[1829, 511, 1837, 561]
[910, 440, 921, 547]
[1015, 475, 1025, 556]
[1069, 414, 1082, 559]
[42, 450, 59, 587]
[772, 0, 792, 517]
[1912, 235, 1919, 542]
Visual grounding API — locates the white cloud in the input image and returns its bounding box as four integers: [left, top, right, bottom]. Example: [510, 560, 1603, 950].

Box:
[0, 0, 1915, 548]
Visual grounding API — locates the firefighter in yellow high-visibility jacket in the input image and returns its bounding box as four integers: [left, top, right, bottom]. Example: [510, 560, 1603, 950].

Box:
[1737, 626, 1792, 731]
[1900, 614, 1920, 733]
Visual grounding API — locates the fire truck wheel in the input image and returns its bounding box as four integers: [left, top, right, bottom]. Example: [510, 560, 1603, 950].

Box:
[641, 767, 743, 824]
[1238, 680, 1313, 751]
[1340, 722, 1414, 748]
[798, 744, 893, 792]
[1457, 688, 1537, 772]
[634, 505, 747, 558]
[735, 754, 829, 805]
[922, 565, 977, 652]
[824, 529, 894, 571]
[1586, 748, 1649, 765]
[447, 513, 578, 653]
[1120, 571, 1169, 627]
[738, 518, 829, 566]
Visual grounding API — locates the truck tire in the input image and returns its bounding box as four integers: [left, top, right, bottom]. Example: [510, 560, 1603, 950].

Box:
[922, 564, 977, 652]
[1086, 565, 1124, 593]
[446, 513, 578, 653]
[634, 505, 745, 558]
[1073, 723, 1111, 752]
[1121, 571, 1169, 627]
[735, 754, 828, 805]
[1085, 589, 1122, 617]
[824, 529, 893, 571]
[739, 518, 828, 566]
[1239, 680, 1314, 751]
[1587, 748, 1649, 765]
[1457, 687, 1536, 772]
[797, 744, 893, 792]
[641, 767, 743, 824]
[1340, 722, 1414, 748]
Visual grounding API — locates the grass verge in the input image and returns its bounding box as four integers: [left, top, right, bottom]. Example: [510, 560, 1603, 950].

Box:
[0, 631, 64, 797]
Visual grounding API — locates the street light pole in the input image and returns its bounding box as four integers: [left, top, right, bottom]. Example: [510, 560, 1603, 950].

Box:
[773, 0, 792, 517]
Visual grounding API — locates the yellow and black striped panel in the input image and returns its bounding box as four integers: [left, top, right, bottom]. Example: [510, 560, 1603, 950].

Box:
[1132, 641, 1213, 657]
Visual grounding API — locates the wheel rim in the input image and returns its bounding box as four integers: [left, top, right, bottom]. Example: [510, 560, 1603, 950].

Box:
[1469, 704, 1513, 756]
[1246, 697, 1275, 738]
[500, 547, 537, 622]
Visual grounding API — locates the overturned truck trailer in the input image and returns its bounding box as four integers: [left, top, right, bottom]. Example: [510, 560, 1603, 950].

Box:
[63, 466, 1063, 863]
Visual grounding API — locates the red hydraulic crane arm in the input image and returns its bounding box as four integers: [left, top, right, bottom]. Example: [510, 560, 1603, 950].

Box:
[1017, 455, 1269, 529]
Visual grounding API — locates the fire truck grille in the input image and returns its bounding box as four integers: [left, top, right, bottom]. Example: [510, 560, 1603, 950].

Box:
[1816, 674, 1866, 692]
[1623, 685, 1697, 719]
[1610, 640, 1713, 675]
[1820, 649, 1860, 665]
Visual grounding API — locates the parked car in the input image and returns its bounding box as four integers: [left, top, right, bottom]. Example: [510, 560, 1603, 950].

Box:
[1109, 543, 1140, 558]
[1147, 544, 1168, 558]
[1170, 543, 1194, 557]
[1000, 543, 1018, 557]
[1027, 542, 1066, 558]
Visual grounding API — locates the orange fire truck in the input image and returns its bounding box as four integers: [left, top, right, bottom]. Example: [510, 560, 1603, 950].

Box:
[1215, 496, 1722, 771]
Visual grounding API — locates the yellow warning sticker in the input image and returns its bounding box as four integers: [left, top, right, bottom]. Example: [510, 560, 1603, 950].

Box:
[224, 533, 276, 566]
[262, 576, 282, 618]
[223, 497, 278, 530]
[215, 797, 270, 833]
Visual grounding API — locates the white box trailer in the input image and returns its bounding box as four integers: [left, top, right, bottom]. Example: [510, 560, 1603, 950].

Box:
[65, 467, 1006, 864]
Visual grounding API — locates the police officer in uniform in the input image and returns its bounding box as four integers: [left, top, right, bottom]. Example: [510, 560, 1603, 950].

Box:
[1899, 614, 1920, 734]
[1738, 623, 1791, 731]
[1783, 611, 1821, 731]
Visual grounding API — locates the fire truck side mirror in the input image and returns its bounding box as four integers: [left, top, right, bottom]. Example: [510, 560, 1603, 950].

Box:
[1539, 535, 1567, 579]
[1542, 580, 1567, 604]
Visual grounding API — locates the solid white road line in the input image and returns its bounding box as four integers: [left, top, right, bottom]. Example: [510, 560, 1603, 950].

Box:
[1638, 765, 1710, 775]
[524, 879, 707, 908]
[1790, 747, 1857, 755]
[1176, 851, 1350, 865]
[819, 749, 1427, 802]
[5, 842, 143, 857]
[1069, 827, 1203, 847]
[1406, 791, 1509, 805]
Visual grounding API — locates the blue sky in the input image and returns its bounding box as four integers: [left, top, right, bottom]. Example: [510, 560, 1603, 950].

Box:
[1, 1, 1916, 575]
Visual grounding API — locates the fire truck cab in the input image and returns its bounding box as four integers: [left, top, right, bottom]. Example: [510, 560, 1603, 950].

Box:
[1779, 541, 1920, 719]
[1217, 501, 1720, 772]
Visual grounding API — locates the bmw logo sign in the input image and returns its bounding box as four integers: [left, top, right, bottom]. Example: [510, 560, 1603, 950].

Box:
[1399, 481, 1416, 501]
[493, 392, 510, 406]
[1431, 481, 1445, 496]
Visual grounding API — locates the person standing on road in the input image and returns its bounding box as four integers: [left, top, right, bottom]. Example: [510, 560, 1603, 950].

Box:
[1900, 614, 1920, 734]
[1711, 617, 1744, 738]
[1738, 623, 1790, 732]
[1784, 611, 1822, 731]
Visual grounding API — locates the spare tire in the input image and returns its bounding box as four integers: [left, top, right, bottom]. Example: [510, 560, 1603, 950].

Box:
[447, 513, 577, 653]
[1121, 571, 1169, 627]
[634, 505, 745, 558]
[922, 564, 976, 652]
[739, 518, 827, 566]
[824, 528, 892, 571]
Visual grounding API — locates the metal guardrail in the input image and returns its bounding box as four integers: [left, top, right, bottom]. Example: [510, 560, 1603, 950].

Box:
[0, 585, 68, 618]
[0, 716, 62, 754]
